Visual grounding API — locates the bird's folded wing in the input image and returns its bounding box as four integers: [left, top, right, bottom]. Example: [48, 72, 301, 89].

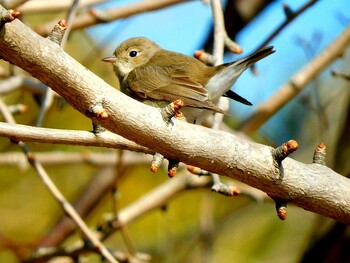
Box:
[126, 66, 224, 113]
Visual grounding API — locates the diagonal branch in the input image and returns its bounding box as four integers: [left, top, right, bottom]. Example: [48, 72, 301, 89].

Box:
[239, 25, 350, 133]
[35, 0, 187, 36]
[253, 0, 318, 53]
[17, 0, 105, 14]
[0, 6, 350, 224]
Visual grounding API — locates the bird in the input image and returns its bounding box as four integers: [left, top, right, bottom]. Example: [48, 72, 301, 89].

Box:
[102, 37, 275, 123]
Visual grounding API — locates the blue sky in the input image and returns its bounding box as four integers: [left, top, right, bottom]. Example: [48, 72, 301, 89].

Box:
[88, 0, 350, 142]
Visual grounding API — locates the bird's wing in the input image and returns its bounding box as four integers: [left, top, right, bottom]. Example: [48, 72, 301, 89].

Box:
[125, 65, 224, 113]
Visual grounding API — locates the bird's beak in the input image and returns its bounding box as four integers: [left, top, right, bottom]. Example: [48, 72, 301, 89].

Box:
[102, 55, 117, 63]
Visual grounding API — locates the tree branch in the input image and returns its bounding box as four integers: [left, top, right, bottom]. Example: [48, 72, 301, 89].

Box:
[17, 0, 106, 14]
[0, 7, 350, 224]
[239, 25, 350, 133]
[34, 0, 187, 36]
[253, 0, 318, 53]
[0, 151, 150, 168]
[0, 113, 152, 153]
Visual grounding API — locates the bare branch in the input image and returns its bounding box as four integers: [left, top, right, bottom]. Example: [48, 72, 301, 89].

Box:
[0, 75, 46, 94]
[0, 122, 152, 153]
[0, 0, 28, 9]
[17, 0, 106, 14]
[331, 69, 350, 81]
[0, 151, 150, 168]
[253, 0, 318, 53]
[239, 25, 350, 133]
[35, 0, 187, 36]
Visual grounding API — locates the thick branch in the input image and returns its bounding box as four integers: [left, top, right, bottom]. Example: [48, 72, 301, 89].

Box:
[0, 8, 350, 224]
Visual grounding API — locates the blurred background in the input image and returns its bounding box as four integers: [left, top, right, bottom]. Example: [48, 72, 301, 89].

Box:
[0, 0, 349, 262]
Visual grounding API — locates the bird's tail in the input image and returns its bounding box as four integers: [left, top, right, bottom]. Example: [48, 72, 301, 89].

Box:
[236, 46, 275, 68]
[220, 46, 275, 105]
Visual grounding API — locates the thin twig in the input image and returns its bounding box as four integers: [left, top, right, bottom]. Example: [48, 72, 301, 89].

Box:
[253, 0, 318, 53]
[61, 0, 80, 47]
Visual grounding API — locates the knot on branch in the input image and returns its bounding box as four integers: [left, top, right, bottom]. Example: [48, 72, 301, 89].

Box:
[0, 9, 20, 26]
[271, 140, 298, 180]
[86, 103, 109, 120]
[194, 50, 216, 65]
[151, 155, 180, 178]
[150, 152, 164, 173]
[283, 3, 295, 19]
[211, 182, 240, 196]
[168, 159, 179, 178]
[313, 142, 326, 165]
[275, 200, 288, 220]
[89, 9, 112, 23]
[188, 166, 240, 197]
[225, 36, 242, 54]
[47, 19, 67, 45]
[161, 99, 184, 123]
[272, 140, 298, 164]
[187, 165, 210, 176]
[86, 103, 108, 134]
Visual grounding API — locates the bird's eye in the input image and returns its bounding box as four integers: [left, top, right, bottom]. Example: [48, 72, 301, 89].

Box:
[129, 50, 138, 57]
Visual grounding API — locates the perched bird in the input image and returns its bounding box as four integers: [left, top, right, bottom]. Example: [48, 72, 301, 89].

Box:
[102, 37, 274, 123]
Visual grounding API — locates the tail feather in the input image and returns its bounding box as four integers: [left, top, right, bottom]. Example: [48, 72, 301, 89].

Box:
[237, 46, 275, 67]
[207, 46, 275, 107]
[220, 46, 275, 106]
[223, 90, 252, 106]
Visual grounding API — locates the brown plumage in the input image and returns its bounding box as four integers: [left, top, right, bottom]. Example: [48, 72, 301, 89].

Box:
[103, 37, 275, 122]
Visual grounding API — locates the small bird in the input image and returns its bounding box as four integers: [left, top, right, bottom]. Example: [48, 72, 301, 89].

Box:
[102, 37, 274, 123]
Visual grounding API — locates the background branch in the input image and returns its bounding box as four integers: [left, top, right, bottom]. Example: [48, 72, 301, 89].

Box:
[17, 0, 106, 14]
[0, 116, 152, 153]
[239, 25, 350, 133]
[34, 0, 187, 36]
[253, 0, 318, 53]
